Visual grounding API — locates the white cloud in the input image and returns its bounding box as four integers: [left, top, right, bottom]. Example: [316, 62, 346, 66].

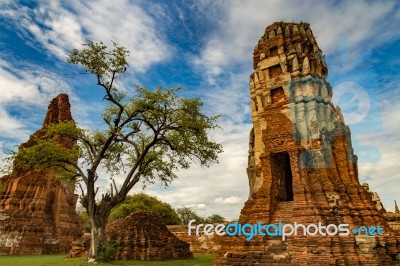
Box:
[356, 96, 400, 212]
[202, 73, 250, 123]
[0, 109, 28, 139]
[192, 0, 400, 82]
[70, 0, 170, 72]
[0, 60, 74, 140]
[0, 57, 95, 159]
[0, 141, 6, 170]
[214, 196, 243, 205]
[0, 142, 5, 158]
[182, 204, 207, 211]
[1, 0, 170, 72]
[0, 1, 83, 59]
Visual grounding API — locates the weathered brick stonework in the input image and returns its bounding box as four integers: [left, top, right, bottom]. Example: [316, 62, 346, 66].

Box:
[363, 185, 400, 233]
[0, 94, 82, 255]
[214, 22, 400, 265]
[106, 212, 192, 260]
[168, 224, 222, 254]
[384, 201, 400, 234]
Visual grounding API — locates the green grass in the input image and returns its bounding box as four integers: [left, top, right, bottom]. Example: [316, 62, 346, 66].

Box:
[0, 254, 215, 266]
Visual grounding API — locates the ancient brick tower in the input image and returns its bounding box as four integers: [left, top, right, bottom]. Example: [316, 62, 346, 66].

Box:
[0, 94, 82, 255]
[214, 22, 399, 265]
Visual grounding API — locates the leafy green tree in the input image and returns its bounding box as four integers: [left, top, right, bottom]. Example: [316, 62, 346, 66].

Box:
[4, 40, 222, 260]
[176, 207, 205, 224]
[109, 193, 181, 225]
[206, 214, 225, 223]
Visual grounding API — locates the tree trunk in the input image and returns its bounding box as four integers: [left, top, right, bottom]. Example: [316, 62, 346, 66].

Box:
[89, 216, 107, 260]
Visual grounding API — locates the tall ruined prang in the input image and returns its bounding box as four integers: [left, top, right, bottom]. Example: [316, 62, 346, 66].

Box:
[0, 94, 82, 255]
[43, 93, 73, 126]
[214, 22, 400, 266]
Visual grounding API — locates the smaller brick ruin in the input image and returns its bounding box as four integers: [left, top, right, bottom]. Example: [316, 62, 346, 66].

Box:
[385, 204, 400, 233]
[168, 224, 222, 254]
[362, 184, 400, 233]
[0, 94, 82, 255]
[106, 211, 193, 260]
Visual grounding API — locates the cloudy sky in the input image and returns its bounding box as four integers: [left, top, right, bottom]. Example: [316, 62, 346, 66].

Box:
[0, 0, 399, 220]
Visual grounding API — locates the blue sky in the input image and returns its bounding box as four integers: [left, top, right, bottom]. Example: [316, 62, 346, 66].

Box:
[0, 0, 399, 220]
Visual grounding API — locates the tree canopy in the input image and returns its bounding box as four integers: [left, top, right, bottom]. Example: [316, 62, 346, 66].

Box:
[176, 207, 203, 224]
[109, 193, 181, 225]
[206, 214, 226, 223]
[2, 40, 223, 260]
[176, 207, 226, 224]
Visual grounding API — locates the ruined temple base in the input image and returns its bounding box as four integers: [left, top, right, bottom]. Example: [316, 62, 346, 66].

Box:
[213, 235, 398, 266]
